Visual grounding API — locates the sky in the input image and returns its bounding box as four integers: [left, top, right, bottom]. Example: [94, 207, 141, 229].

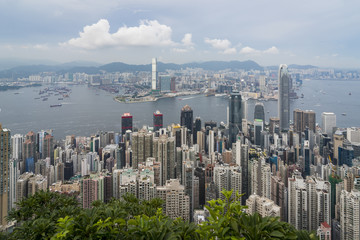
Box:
[0, 0, 360, 68]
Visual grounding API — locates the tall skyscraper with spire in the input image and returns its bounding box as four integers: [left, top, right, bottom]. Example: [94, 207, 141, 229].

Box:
[278, 64, 290, 131]
[229, 91, 242, 145]
[152, 58, 158, 91]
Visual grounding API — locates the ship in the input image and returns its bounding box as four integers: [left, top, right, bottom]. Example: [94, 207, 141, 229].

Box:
[341, 113, 346, 116]
[50, 104, 62, 107]
[58, 98, 63, 100]
[42, 98, 48, 101]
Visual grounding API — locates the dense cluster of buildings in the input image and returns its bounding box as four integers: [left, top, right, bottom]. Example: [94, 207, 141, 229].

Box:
[1, 64, 360, 240]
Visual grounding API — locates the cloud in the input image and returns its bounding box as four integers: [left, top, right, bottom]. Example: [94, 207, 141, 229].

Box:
[61, 19, 175, 49]
[181, 33, 194, 47]
[240, 46, 279, 55]
[204, 38, 236, 54]
[172, 33, 195, 53]
[263, 46, 279, 54]
[240, 46, 259, 54]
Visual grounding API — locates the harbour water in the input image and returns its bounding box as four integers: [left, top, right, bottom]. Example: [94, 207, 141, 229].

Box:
[0, 79, 358, 139]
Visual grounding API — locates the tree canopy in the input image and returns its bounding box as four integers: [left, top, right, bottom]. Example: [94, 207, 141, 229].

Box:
[3, 190, 318, 240]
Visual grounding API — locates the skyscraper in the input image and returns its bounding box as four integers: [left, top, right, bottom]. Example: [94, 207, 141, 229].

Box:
[121, 113, 133, 135]
[229, 91, 242, 145]
[294, 109, 316, 133]
[0, 124, 10, 226]
[254, 102, 265, 122]
[180, 105, 193, 133]
[152, 58, 157, 91]
[322, 112, 336, 137]
[153, 110, 163, 132]
[278, 64, 290, 131]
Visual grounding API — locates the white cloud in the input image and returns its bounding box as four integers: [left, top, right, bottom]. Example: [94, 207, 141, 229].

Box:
[182, 33, 194, 47]
[61, 19, 175, 49]
[263, 46, 279, 54]
[240, 46, 259, 54]
[204, 38, 236, 54]
[240, 46, 279, 55]
[172, 33, 195, 53]
[332, 53, 338, 57]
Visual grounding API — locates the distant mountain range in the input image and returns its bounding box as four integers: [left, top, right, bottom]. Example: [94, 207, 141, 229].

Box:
[0, 60, 318, 79]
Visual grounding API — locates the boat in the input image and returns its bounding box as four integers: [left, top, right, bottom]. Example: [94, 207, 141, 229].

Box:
[14, 92, 20, 95]
[42, 98, 48, 101]
[58, 98, 63, 100]
[50, 104, 62, 107]
[301, 93, 304, 98]
[34, 97, 40, 99]
[341, 113, 346, 116]
[349, 92, 352, 95]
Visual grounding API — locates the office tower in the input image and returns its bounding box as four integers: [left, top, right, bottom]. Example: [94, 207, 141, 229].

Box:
[152, 58, 158, 91]
[254, 102, 265, 122]
[159, 75, 171, 92]
[338, 145, 354, 167]
[246, 194, 281, 217]
[254, 119, 264, 146]
[43, 135, 54, 165]
[208, 130, 215, 156]
[0, 124, 10, 226]
[205, 121, 217, 129]
[340, 190, 360, 240]
[193, 117, 201, 143]
[269, 117, 280, 134]
[153, 110, 163, 132]
[156, 179, 190, 221]
[293, 109, 303, 132]
[333, 130, 344, 163]
[170, 77, 176, 91]
[182, 160, 195, 219]
[294, 109, 316, 133]
[180, 105, 193, 133]
[121, 113, 133, 135]
[322, 112, 336, 137]
[278, 64, 290, 131]
[55, 162, 64, 182]
[229, 91, 242, 145]
[303, 140, 311, 177]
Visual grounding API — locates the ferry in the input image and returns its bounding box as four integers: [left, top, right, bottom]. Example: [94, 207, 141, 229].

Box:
[341, 113, 346, 116]
[50, 104, 62, 107]
[42, 98, 48, 101]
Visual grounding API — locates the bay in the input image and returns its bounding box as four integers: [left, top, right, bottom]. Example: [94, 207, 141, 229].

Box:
[0, 79, 359, 139]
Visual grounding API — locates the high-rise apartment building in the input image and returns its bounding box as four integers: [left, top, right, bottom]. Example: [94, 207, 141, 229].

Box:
[340, 190, 360, 240]
[121, 113, 133, 135]
[322, 112, 336, 137]
[229, 91, 242, 145]
[153, 135, 175, 185]
[278, 64, 290, 131]
[246, 194, 281, 217]
[156, 179, 190, 221]
[0, 124, 10, 226]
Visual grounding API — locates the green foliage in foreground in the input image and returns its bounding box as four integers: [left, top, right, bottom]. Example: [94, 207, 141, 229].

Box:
[4, 190, 318, 240]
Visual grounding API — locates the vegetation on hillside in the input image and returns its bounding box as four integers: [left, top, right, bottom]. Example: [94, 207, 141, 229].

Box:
[2, 190, 318, 240]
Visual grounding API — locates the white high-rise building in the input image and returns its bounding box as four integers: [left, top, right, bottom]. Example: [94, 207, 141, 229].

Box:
[322, 112, 336, 137]
[288, 172, 331, 231]
[250, 158, 271, 199]
[214, 164, 242, 201]
[11, 134, 24, 160]
[152, 58, 158, 90]
[340, 190, 360, 240]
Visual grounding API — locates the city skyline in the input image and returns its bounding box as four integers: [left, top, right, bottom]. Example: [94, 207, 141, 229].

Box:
[1, 0, 360, 68]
